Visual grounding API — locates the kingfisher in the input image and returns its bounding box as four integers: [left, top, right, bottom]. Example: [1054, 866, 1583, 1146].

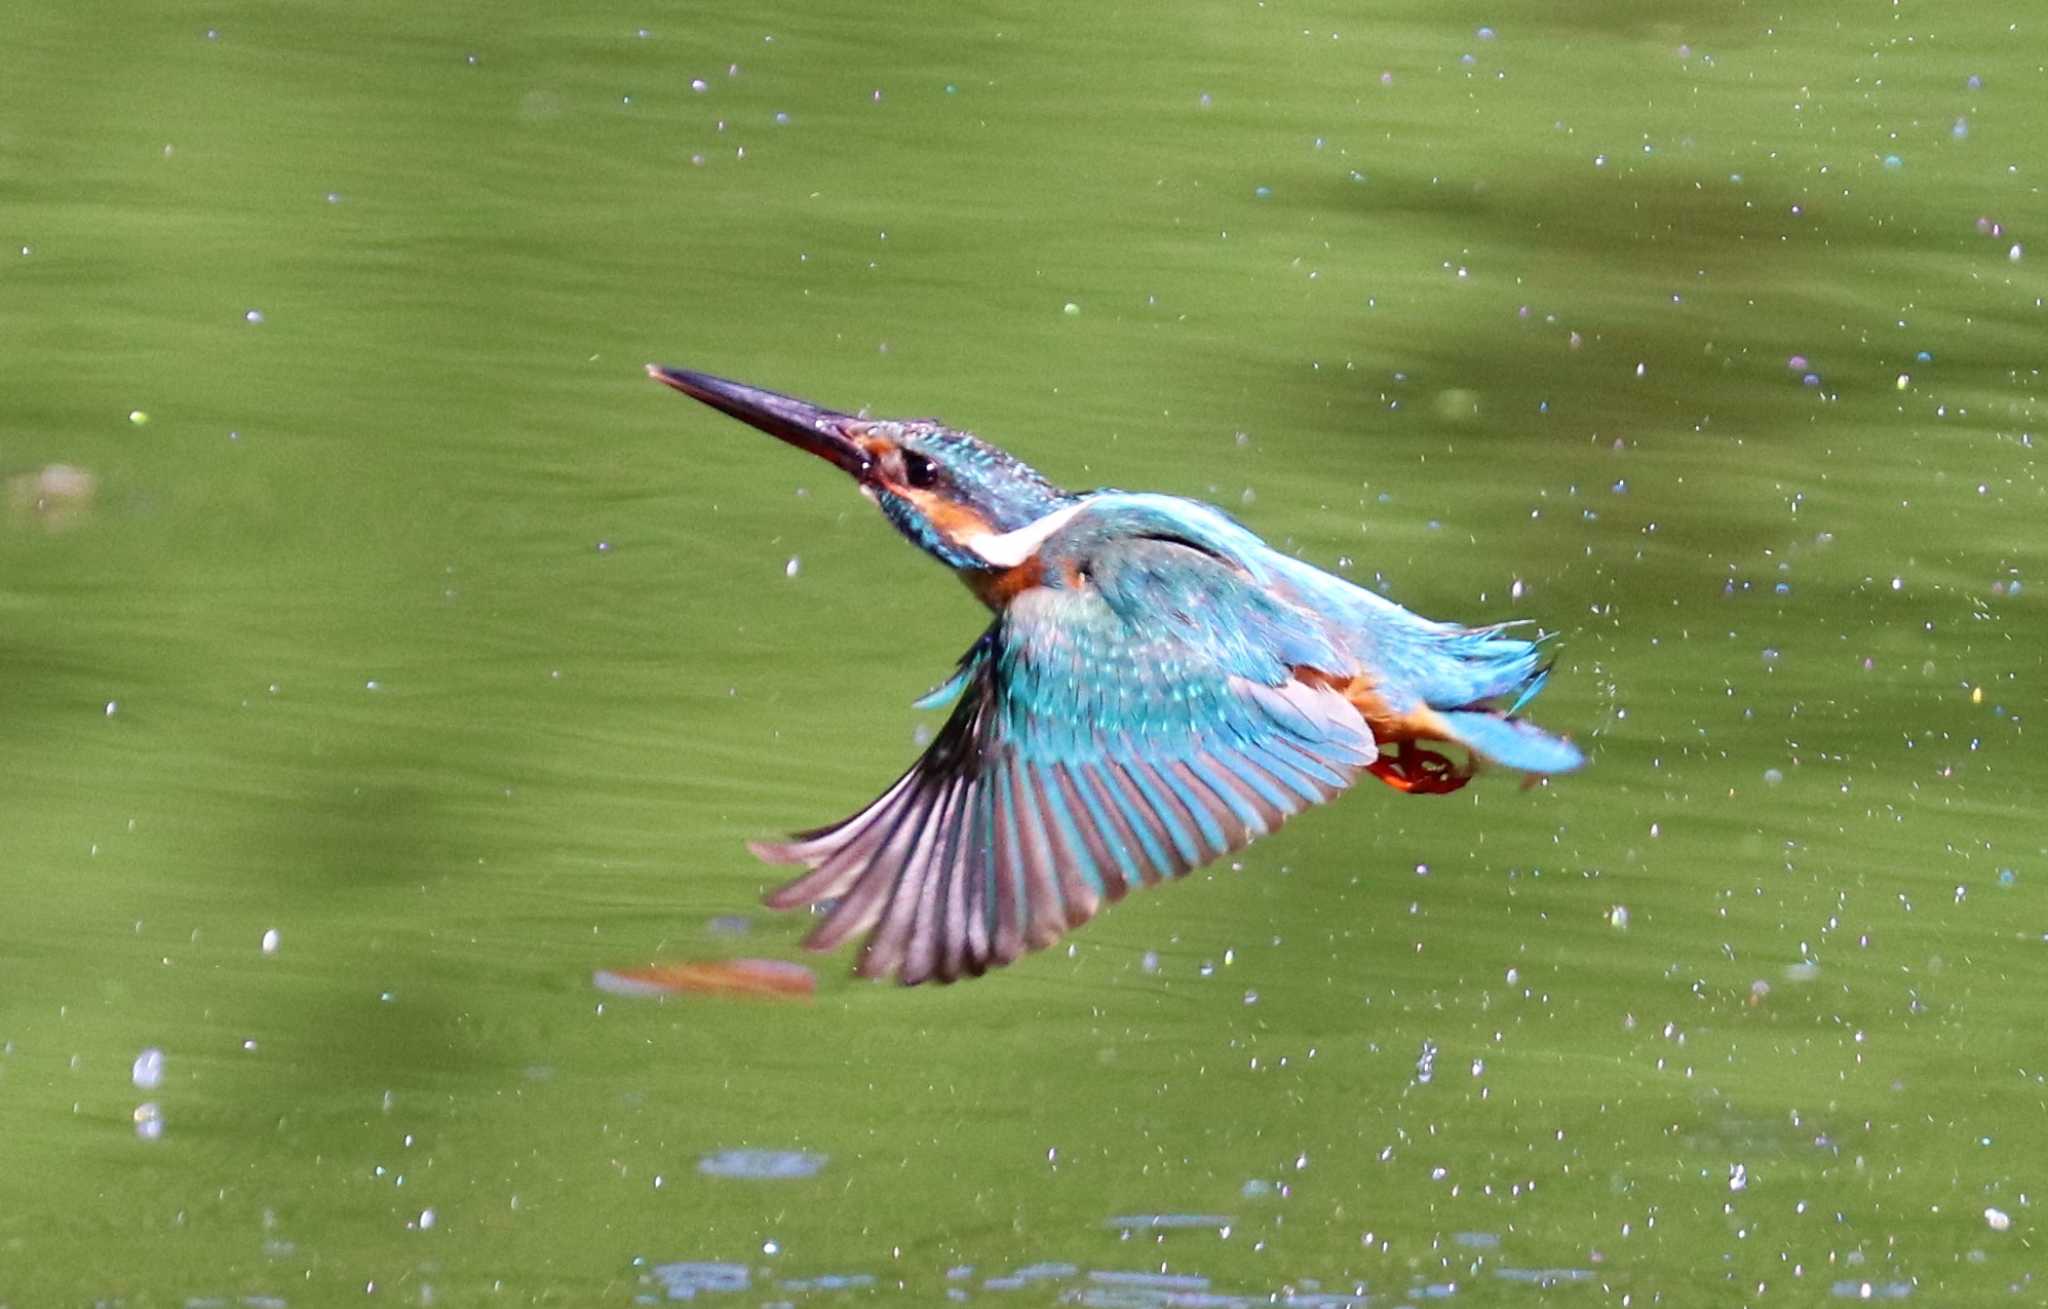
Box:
[647, 365, 1585, 985]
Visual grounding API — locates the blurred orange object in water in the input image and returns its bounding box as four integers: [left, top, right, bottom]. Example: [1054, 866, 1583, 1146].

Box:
[593, 958, 816, 1000]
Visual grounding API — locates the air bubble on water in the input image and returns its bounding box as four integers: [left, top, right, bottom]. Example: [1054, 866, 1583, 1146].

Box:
[1242, 990, 1259, 1006]
[1607, 904, 1630, 930]
[134, 1102, 164, 1141]
[2009, 244, 2024, 262]
[784, 556, 800, 578]
[244, 309, 264, 324]
[417, 1207, 437, 1230]
[1140, 950, 1160, 973]
[261, 928, 280, 956]
[1198, 91, 1213, 108]
[1764, 767, 1784, 785]
[132, 1048, 165, 1090]
[1511, 578, 1525, 600]
[1952, 117, 1969, 140]
[691, 78, 709, 92]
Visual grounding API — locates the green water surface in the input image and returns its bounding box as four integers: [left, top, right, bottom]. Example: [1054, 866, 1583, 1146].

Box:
[3, 2, 2043, 1305]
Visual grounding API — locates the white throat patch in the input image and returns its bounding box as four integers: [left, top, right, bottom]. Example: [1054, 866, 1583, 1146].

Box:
[958, 501, 1088, 568]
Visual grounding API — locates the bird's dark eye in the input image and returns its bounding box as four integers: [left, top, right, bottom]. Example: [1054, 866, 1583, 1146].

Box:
[902, 452, 939, 489]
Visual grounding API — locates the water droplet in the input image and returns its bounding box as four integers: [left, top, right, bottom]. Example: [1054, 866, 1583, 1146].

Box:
[244, 308, 264, 324]
[697, 1149, 827, 1179]
[784, 556, 800, 578]
[132, 1048, 165, 1090]
[133, 1102, 164, 1141]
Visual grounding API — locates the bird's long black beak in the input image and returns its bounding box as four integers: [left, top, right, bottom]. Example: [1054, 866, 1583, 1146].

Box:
[646, 365, 874, 479]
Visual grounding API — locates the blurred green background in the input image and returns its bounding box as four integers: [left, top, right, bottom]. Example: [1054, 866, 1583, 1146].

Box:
[3, 1, 2042, 1305]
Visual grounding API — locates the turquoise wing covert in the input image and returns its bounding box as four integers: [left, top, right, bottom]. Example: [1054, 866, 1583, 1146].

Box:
[752, 536, 1381, 984]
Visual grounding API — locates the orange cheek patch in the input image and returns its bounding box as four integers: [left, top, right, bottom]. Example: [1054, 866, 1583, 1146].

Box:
[897, 486, 994, 542]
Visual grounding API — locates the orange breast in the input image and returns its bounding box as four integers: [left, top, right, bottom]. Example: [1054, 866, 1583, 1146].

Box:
[965, 556, 1046, 608]
[1293, 667, 1453, 746]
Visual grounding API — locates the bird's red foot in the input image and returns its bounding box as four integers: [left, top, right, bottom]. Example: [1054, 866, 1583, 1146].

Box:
[1368, 743, 1473, 795]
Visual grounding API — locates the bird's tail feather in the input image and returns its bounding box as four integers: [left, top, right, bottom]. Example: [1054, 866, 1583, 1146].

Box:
[1439, 710, 1585, 775]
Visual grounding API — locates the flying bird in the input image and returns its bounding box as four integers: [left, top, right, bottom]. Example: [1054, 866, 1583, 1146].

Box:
[647, 365, 1583, 984]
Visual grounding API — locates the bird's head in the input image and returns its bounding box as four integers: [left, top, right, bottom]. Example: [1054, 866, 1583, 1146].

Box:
[648, 365, 1077, 572]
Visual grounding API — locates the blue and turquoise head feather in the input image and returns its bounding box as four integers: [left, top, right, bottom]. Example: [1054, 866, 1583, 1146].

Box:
[646, 366, 1073, 572]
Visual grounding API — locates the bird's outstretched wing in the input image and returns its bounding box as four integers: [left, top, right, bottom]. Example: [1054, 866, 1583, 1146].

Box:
[751, 536, 1380, 984]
